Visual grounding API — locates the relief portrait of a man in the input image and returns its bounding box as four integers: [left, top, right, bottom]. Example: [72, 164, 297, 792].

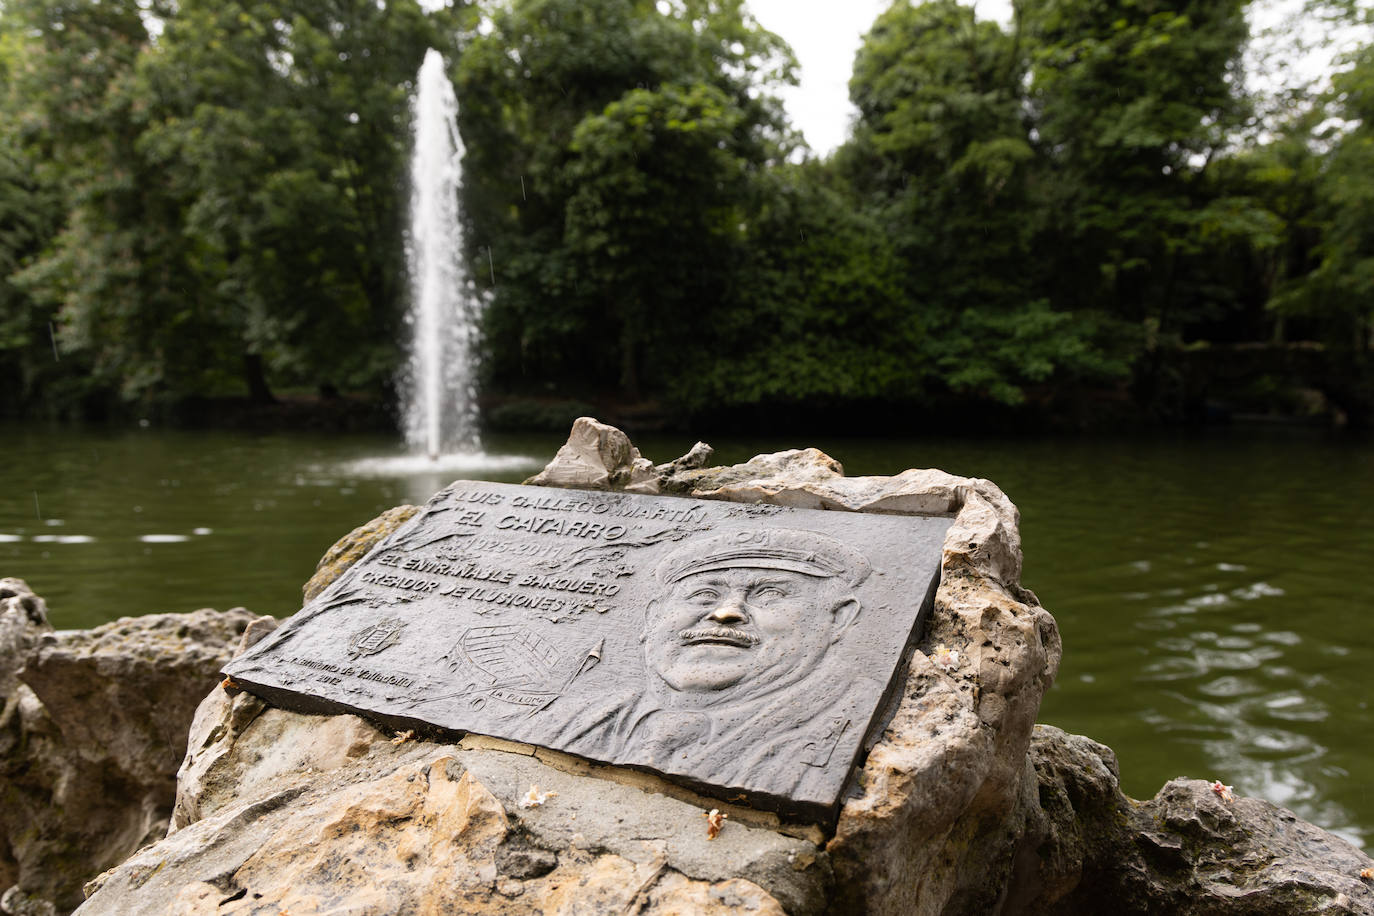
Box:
[551, 528, 881, 796]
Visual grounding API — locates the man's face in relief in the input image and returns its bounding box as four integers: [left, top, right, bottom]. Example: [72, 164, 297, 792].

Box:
[643, 566, 855, 699]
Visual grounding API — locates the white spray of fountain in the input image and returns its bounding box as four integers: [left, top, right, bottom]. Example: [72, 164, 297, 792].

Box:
[401, 48, 480, 460]
[346, 49, 537, 488]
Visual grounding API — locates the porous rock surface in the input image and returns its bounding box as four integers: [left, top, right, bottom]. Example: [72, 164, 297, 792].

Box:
[0, 583, 254, 915]
[607, 424, 1062, 914]
[1022, 724, 1374, 914]
[302, 504, 421, 602]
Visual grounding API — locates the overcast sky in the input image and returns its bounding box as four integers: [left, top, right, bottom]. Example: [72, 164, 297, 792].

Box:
[745, 0, 1367, 156]
[744, 0, 1011, 155]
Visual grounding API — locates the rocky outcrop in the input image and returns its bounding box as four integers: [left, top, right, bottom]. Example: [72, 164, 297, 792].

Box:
[524, 417, 659, 491]
[0, 580, 51, 701]
[0, 580, 53, 906]
[0, 589, 255, 915]
[60, 419, 1374, 914]
[528, 419, 1061, 915]
[1020, 725, 1374, 914]
[86, 712, 821, 915]
[81, 417, 1062, 915]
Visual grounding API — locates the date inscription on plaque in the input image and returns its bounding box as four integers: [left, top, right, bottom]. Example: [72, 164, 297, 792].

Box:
[224, 481, 953, 822]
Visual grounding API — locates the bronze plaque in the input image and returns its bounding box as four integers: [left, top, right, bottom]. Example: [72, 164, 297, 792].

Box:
[224, 481, 952, 822]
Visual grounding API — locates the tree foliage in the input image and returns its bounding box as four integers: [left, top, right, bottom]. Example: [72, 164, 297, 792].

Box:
[838, 0, 1130, 405]
[2, 0, 439, 410]
[1022, 0, 1267, 400]
[456, 0, 794, 397]
[1273, 45, 1374, 350]
[2, 0, 1372, 426]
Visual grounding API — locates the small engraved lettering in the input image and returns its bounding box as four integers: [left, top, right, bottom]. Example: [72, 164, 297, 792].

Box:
[449, 488, 505, 506]
[358, 572, 442, 592]
[354, 667, 415, 688]
[510, 494, 611, 514]
[514, 573, 621, 597]
[436, 583, 567, 612]
[467, 536, 567, 560]
[291, 656, 343, 673]
[607, 502, 707, 524]
[453, 508, 486, 526]
[288, 656, 413, 689]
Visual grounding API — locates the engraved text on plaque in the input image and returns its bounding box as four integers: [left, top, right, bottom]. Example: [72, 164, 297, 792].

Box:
[224, 481, 953, 822]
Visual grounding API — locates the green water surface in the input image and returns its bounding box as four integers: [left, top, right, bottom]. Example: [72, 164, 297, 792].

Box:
[3, 422, 1371, 850]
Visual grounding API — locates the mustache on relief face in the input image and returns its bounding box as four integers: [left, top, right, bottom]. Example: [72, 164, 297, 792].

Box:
[678, 625, 760, 647]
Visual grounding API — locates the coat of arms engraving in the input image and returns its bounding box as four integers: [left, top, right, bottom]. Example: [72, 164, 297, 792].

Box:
[347, 617, 407, 659]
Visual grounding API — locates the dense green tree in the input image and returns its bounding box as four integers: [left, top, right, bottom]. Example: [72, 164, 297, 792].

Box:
[1022, 0, 1272, 411]
[2, 0, 442, 409]
[677, 161, 917, 412]
[0, 20, 68, 413]
[2, 0, 1370, 427]
[1274, 45, 1374, 348]
[134, 0, 440, 400]
[1198, 113, 1321, 345]
[1252, 43, 1374, 422]
[562, 82, 754, 395]
[3, 0, 209, 406]
[0, 126, 68, 413]
[456, 0, 794, 398]
[839, 0, 1127, 406]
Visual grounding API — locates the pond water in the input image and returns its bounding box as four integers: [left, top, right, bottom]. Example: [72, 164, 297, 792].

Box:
[3, 421, 1372, 850]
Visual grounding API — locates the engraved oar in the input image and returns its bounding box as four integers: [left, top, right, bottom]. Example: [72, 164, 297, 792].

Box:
[530, 638, 604, 716]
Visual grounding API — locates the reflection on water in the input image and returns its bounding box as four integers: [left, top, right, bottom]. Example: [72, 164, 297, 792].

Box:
[1, 423, 1371, 851]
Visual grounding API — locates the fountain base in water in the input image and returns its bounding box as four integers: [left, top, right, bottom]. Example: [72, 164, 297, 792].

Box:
[343, 450, 541, 478]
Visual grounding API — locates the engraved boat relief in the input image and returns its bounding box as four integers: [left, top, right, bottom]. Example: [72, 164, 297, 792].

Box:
[406, 625, 604, 715]
[462, 624, 561, 701]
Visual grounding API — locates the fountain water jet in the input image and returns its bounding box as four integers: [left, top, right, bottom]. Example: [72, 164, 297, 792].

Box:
[342, 50, 539, 487]
[401, 48, 480, 460]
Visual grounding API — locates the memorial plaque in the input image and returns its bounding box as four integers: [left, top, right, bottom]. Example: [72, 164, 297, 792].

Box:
[224, 481, 953, 822]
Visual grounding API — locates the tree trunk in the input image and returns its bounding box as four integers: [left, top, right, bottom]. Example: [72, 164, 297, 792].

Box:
[243, 353, 276, 405]
[619, 320, 640, 400]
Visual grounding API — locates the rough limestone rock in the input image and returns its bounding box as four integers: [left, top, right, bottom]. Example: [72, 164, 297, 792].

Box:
[80, 418, 1061, 915]
[302, 504, 421, 602]
[1021, 725, 1374, 914]
[0, 579, 51, 701]
[86, 716, 817, 915]
[0, 579, 53, 903]
[96, 623, 827, 914]
[524, 417, 661, 492]
[0, 600, 255, 915]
